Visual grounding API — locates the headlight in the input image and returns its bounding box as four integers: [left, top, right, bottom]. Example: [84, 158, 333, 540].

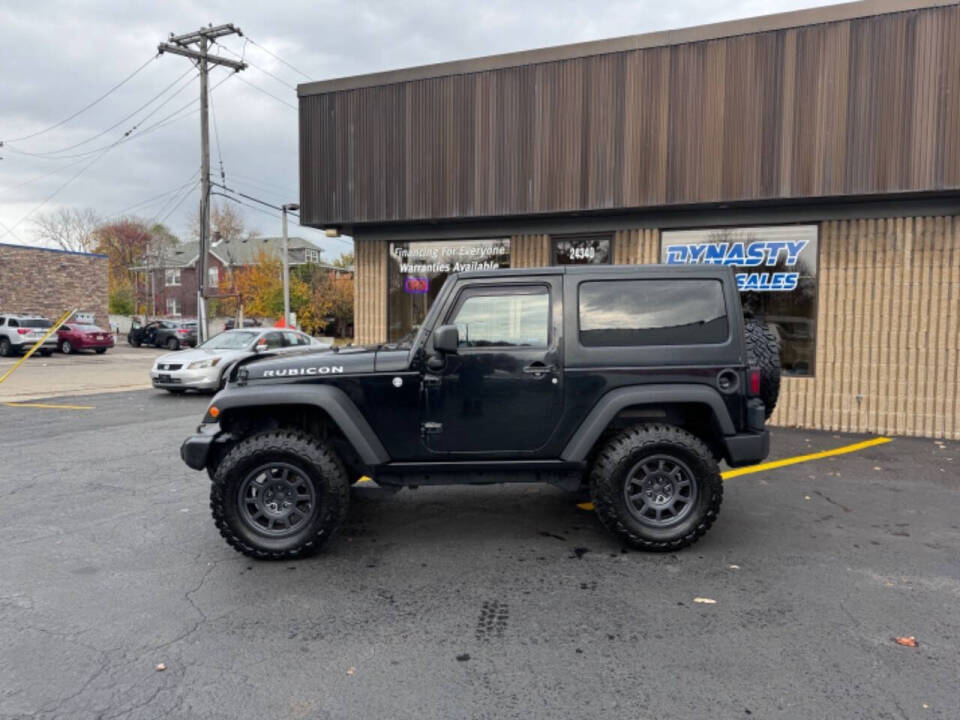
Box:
[188, 357, 221, 369]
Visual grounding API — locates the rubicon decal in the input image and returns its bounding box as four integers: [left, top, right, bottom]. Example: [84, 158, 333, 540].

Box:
[262, 366, 345, 377]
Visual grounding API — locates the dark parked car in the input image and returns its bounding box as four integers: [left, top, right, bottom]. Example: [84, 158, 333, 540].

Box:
[224, 318, 262, 330]
[182, 264, 781, 560]
[128, 320, 197, 350]
[57, 323, 115, 354]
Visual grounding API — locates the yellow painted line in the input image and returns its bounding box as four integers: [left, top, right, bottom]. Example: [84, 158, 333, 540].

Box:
[720, 436, 892, 479]
[574, 436, 892, 509]
[4, 402, 95, 410]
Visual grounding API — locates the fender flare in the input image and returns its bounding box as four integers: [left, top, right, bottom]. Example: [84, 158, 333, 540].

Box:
[208, 384, 390, 466]
[560, 384, 736, 462]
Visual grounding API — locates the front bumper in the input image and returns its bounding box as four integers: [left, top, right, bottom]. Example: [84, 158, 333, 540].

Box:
[722, 430, 770, 467]
[180, 423, 230, 471]
[151, 365, 219, 390]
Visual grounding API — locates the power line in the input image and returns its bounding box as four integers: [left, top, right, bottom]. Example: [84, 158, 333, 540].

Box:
[157, 181, 200, 225]
[3, 70, 202, 161]
[212, 187, 353, 247]
[210, 91, 226, 184]
[105, 169, 201, 220]
[1, 54, 159, 143]
[235, 75, 297, 110]
[6, 66, 195, 158]
[213, 39, 296, 90]
[245, 35, 313, 81]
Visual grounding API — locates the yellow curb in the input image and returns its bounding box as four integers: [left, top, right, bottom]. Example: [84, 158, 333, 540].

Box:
[3, 402, 95, 410]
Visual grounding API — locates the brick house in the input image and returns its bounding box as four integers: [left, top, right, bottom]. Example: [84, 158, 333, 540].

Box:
[0, 242, 109, 327]
[131, 236, 348, 318]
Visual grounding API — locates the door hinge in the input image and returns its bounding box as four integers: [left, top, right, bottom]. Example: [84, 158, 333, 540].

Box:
[420, 421, 443, 435]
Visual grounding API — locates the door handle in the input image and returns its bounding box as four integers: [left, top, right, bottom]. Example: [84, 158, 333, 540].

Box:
[523, 363, 554, 376]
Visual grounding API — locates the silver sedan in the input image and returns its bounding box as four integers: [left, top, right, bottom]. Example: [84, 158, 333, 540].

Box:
[151, 328, 328, 394]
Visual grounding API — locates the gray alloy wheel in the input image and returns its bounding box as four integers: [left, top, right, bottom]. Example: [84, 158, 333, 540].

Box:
[61, 340, 73, 354]
[237, 462, 318, 538]
[166, 337, 179, 350]
[622, 454, 698, 528]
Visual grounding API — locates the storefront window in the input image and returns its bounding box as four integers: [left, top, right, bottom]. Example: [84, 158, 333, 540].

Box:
[661, 225, 818, 376]
[553, 234, 611, 265]
[387, 239, 511, 342]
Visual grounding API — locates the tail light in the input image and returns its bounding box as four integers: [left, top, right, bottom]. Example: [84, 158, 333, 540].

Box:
[17, 328, 31, 335]
[177, 329, 189, 335]
[747, 368, 761, 396]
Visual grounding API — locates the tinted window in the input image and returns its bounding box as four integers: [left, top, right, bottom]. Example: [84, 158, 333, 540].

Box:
[262, 332, 284, 349]
[22, 318, 52, 328]
[553, 235, 611, 265]
[451, 288, 549, 348]
[579, 280, 728, 347]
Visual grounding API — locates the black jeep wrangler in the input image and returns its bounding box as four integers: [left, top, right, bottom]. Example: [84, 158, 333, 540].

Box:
[182, 265, 780, 559]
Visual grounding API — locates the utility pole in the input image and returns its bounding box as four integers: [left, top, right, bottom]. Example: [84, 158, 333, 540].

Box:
[281, 203, 299, 328]
[158, 24, 245, 342]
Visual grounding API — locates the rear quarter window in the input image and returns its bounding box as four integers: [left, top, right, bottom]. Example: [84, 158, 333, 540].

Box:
[579, 279, 728, 347]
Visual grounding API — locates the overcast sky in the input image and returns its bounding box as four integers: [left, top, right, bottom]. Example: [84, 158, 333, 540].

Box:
[0, 0, 832, 260]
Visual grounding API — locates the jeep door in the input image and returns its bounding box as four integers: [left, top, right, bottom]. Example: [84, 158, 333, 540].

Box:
[422, 278, 564, 456]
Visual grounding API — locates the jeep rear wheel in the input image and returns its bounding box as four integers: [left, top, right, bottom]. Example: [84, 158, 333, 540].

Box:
[590, 424, 723, 552]
[210, 430, 350, 560]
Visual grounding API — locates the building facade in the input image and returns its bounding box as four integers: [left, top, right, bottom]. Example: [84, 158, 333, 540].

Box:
[297, 0, 960, 439]
[0, 242, 110, 327]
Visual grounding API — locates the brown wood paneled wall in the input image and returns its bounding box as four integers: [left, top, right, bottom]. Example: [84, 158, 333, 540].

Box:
[354, 239, 387, 344]
[300, 5, 960, 227]
[772, 216, 960, 440]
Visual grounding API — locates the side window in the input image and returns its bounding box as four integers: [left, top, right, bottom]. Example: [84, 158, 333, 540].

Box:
[262, 332, 284, 349]
[282, 331, 307, 347]
[8, 319, 19, 328]
[579, 279, 728, 347]
[0, 317, 5, 325]
[451, 287, 549, 348]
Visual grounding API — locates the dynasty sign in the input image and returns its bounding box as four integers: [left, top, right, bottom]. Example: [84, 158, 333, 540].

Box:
[661, 225, 818, 376]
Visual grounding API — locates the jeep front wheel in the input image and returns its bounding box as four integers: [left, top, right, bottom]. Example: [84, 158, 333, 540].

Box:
[590, 424, 723, 551]
[210, 430, 350, 559]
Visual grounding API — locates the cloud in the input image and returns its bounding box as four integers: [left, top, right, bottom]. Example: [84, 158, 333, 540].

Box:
[0, 0, 830, 258]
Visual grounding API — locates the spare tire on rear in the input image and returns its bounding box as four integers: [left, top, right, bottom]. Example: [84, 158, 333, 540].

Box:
[744, 319, 781, 419]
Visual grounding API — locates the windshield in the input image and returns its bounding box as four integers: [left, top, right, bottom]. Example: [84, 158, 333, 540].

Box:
[200, 331, 257, 350]
[22, 319, 52, 329]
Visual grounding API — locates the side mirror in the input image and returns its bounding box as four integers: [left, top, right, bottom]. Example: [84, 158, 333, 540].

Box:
[255, 342, 268, 353]
[433, 325, 459, 354]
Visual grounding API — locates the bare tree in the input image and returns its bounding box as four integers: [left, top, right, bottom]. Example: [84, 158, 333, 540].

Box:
[191, 201, 251, 242]
[32, 207, 101, 253]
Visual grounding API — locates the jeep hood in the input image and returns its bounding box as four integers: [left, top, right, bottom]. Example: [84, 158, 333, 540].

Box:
[236, 345, 408, 381]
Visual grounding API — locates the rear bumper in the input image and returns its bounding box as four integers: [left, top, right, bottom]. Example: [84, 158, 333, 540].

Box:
[722, 430, 770, 468]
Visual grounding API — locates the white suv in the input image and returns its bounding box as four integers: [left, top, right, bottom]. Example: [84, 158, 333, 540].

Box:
[0, 314, 57, 357]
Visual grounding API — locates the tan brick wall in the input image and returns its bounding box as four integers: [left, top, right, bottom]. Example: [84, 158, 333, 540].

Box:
[0, 244, 110, 328]
[354, 239, 387, 344]
[511, 234, 550, 267]
[772, 216, 960, 440]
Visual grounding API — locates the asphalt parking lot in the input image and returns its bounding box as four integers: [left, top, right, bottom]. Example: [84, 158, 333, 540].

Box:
[1, 390, 958, 719]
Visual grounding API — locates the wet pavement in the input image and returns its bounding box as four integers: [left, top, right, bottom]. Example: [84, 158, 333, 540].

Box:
[1, 390, 958, 719]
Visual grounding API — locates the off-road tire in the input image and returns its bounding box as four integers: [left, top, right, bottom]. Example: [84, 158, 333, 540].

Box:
[210, 430, 350, 560]
[0, 338, 11, 357]
[744, 319, 781, 419]
[590, 424, 723, 552]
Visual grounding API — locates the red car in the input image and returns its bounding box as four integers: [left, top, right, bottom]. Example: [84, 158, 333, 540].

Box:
[57, 323, 115, 354]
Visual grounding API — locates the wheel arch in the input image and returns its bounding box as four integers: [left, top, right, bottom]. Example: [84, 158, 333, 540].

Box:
[209, 384, 390, 470]
[560, 385, 735, 462]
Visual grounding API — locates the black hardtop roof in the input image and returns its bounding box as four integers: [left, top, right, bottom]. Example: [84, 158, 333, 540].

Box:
[455, 264, 736, 280]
